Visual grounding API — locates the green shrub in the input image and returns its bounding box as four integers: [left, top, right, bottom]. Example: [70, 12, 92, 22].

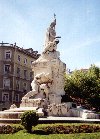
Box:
[21, 111, 39, 133]
[41, 125, 100, 134]
[0, 125, 23, 134]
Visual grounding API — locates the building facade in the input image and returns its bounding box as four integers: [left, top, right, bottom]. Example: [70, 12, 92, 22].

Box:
[0, 42, 40, 110]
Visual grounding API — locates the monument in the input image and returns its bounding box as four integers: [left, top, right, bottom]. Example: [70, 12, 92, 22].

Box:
[0, 15, 99, 120]
[20, 14, 66, 109]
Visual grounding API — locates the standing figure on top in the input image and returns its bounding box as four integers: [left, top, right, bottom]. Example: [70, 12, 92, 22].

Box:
[44, 14, 56, 47]
[43, 14, 60, 53]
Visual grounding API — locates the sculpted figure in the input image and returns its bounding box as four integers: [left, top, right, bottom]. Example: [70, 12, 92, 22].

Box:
[48, 104, 58, 116]
[51, 103, 58, 116]
[45, 19, 56, 47]
[22, 72, 53, 100]
[47, 105, 53, 116]
[22, 77, 40, 100]
[61, 104, 68, 116]
[10, 104, 17, 109]
[40, 83, 51, 99]
[43, 39, 59, 53]
[35, 72, 53, 84]
[43, 15, 60, 53]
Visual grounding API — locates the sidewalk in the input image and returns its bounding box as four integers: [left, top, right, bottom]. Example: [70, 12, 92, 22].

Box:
[0, 117, 100, 124]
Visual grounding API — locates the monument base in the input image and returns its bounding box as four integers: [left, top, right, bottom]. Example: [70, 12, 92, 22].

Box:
[0, 102, 99, 121]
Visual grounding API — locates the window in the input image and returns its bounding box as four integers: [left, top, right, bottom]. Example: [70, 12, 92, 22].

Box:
[2, 93, 9, 101]
[3, 78, 10, 89]
[30, 72, 33, 80]
[24, 70, 27, 79]
[23, 82, 27, 91]
[4, 64, 11, 73]
[17, 67, 20, 77]
[15, 94, 19, 102]
[16, 80, 20, 90]
[24, 58, 27, 64]
[5, 50, 11, 59]
[18, 55, 20, 62]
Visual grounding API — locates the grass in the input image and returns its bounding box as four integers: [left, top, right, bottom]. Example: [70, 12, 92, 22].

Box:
[0, 131, 100, 139]
[0, 123, 100, 139]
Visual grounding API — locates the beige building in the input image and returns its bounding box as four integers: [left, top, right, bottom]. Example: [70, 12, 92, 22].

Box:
[0, 42, 40, 110]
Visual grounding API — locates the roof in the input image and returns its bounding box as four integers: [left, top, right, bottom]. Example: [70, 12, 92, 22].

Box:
[0, 42, 40, 59]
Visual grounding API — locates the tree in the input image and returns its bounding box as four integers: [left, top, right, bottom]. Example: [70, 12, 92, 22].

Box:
[21, 111, 39, 133]
[64, 65, 100, 111]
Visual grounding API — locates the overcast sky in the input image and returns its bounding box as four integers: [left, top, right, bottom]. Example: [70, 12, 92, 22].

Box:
[0, 0, 100, 70]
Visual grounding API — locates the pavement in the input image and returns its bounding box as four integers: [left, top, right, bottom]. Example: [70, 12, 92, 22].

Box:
[0, 117, 100, 124]
[39, 116, 100, 123]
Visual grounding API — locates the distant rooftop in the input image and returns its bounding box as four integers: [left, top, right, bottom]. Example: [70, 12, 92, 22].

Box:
[67, 68, 88, 74]
[0, 41, 40, 59]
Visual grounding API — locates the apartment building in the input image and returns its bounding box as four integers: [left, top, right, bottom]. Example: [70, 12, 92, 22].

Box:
[0, 42, 40, 110]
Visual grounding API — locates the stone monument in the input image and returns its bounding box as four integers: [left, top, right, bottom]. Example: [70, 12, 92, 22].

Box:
[20, 14, 66, 109]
